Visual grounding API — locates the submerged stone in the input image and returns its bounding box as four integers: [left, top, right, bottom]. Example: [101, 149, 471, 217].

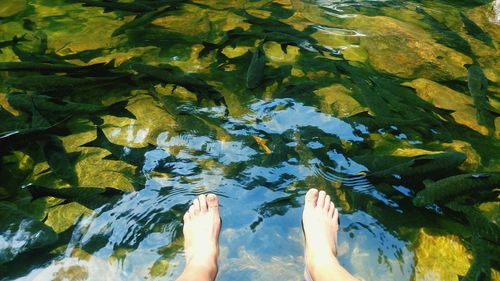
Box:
[314, 85, 367, 117]
[44, 202, 91, 233]
[311, 27, 366, 62]
[346, 16, 472, 80]
[101, 95, 176, 148]
[391, 148, 441, 157]
[87, 46, 159, 67]
[496, 117, 500, 139]
[402, 78, 489, 135]
[46, 12, 122, 55]
[74, 146, 136, 192]
[0, 202, 58, 264]
[441, 140, 482, 170]
[0, 0, 26, 17]
[263, 41, 300, 65]
[153, 5, 249, 43]
[147, 238, 183, 279]
[221, 46, 251, 58]
[152, 5, 212, 40]
[466, 7, 500, 83]
[414, 229, 471, 281]
[0, 152, 34, 199]
[478, 201, 500, 227]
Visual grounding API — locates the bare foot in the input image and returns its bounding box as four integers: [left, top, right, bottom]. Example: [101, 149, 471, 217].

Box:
[303, 188, 339, 280]
[178, 194, 221, 281]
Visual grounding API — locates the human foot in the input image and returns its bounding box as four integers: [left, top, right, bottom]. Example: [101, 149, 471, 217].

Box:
[302, 188, 339, 279]
[180, 194, 221, 280]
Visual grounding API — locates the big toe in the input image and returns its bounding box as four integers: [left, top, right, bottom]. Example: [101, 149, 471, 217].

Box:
[207, 194, 219, 210]
[305, 188, 319, 208]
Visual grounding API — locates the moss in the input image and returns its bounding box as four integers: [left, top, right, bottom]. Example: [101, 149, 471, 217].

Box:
[414, 228, 472, 281]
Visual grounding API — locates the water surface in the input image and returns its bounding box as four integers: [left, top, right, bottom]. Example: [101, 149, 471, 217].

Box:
[0, 0, 499, 280]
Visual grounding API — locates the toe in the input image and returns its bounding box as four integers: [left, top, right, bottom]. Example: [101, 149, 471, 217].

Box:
[199, 194, 208, 213]
[207, 194, 220, 219]
[323, 195, 331, 211]
[332, 208, 339, 228]
[188, 205, 196, 217]
[317, 190, 326, 209]
[183, 211, 190, 224]
[328, 202, 335, 218]
[207, 194, 219, 210]
[305, 188, 319, 208]
[193, 199, 200, 215]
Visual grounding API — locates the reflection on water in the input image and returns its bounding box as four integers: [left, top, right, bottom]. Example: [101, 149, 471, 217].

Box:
[8, 98, 421, 280]
[0, 0, 499, 280]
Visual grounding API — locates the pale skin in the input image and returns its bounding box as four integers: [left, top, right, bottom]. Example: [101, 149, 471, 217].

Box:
[175, 189, 358, 281]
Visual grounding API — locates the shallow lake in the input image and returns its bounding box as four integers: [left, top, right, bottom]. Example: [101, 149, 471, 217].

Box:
[0, 0, 499, 280]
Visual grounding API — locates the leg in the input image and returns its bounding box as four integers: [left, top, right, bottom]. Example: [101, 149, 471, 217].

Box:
[176, 194, 221, 281]
[302, 188, 359, 281]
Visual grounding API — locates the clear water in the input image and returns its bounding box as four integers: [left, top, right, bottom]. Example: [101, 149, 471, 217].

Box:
[0, 0, 499, 280]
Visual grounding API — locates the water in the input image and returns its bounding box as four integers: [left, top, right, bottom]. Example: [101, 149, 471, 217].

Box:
[0, 0, 499, 280]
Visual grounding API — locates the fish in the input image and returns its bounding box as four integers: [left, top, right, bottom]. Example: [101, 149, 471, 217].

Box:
[262, 64, 293, 86]
[23, 19, 36, 31]
[251, 194, 300, 231]
[0, 35, 27, 53]
[239, 11, 308, 38]
[66, 0, 154, 13]
[292, 131, 316, 167]
[11, 42, 104, 65]
[365, 201, 430, 233]
[11, 44, 65, 64]
[246, 44, 266, 89]
[7, 93, 135, 119]
[253, 135, 271, 154]
[199, 28, 328, 58]
[344, 111, 431, 131]
[258, 195, 300, 218]
[0, 118, 61, 146]
[468, 65, 495, 134]
[237, 11, 340, 55]
[81, 127, 155, 167]
[6, 74, 130, 92]
[30, 99, 51, 128]
[347, 112, 425, 126]
[0, 105, 66, 153]
[42, 136, 78, 183]
[26, 184, 125, 210]
[413, 172, 500, 207]
[460, 12, 493, 47]
[366, 152, 466, 184]
[416, 7, 473, 57]
[264, 32, 320, 53]
[0, 61, 110, 73]
[112, 5, 174, 36]
[274, 81, 319, 99]
[0, 203, 58, 264]
[352, 154, 413, 173]
[461, 234, 492, 281]
[348, 73, 392, 117]
[447, 202, 500, 245]
[132, 63, 226, 105]
[0, 126, 54, 146]
[0, 105, 25, 132]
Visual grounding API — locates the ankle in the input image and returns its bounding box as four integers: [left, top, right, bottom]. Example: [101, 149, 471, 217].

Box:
[307, 253, 338, 277]
[185, 258, 218, 280]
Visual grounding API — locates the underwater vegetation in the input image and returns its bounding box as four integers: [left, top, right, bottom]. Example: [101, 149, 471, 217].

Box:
[0, 0, 499, 280]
